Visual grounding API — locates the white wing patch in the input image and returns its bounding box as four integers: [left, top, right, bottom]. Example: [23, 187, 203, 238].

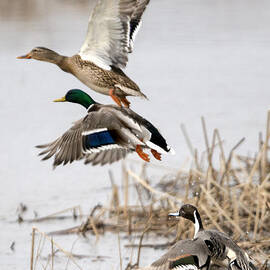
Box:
[83, 144, 124, 154]
[79, 53, 112, 70]
[82, 128, 108, 136]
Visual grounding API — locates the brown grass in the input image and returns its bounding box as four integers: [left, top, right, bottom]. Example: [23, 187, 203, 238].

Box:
[27, 115, 270, 270]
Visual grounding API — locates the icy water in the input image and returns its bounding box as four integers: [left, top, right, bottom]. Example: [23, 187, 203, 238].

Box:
[1, 0, 270, 268]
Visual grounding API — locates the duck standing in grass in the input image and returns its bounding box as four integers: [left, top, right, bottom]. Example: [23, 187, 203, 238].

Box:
[169, 204, 257, 270]
[17, 0, 150, 107]
[37, 89, 174, 167]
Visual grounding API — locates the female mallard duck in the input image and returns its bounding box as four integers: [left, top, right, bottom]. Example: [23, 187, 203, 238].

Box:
[169, 205, 257, 270]
[17, 0, 150, 107]
[37, 89, 174, 167]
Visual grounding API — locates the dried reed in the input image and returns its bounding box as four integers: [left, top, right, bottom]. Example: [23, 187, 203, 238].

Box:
[28, 115, 270, 269]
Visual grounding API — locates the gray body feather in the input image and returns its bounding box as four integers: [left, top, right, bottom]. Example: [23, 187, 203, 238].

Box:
[37, 104, 171, 167]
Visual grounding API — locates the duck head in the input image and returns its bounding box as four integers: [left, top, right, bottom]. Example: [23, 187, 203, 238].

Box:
[54, 89, 96, 109]
[169, 204, 197, 221]
[169, 204, 204, 235]
[17, 47, 60, 63]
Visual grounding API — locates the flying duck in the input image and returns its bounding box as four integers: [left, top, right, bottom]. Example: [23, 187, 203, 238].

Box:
[137, 238, 228, 270]
[169, 205, 257, 270]
[17, 0, 150, 107]
[36, 89, 174, 167]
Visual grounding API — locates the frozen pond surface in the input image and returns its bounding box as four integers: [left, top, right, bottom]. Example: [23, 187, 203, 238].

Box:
[1, 0, 270, 268]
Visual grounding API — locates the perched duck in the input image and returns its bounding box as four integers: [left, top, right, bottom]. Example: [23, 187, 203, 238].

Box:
[17, 0, 150, 107]
[169, 205, 257, 270]
[36, 89, 174, 167]
[137, 238, 228, 270]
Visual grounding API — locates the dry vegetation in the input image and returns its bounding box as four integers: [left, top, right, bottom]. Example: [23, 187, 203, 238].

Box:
[25, 116, 270, 270]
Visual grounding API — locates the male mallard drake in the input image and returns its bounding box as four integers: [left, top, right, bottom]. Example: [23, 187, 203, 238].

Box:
[138, 238, 228, 270]
[169, 205, 257, 270]
[37, 89, 174, 167]
[17, 0, 150, 107]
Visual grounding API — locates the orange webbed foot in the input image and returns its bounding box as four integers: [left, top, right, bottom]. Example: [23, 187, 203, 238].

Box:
[151, 149, 162, 161]
[136, 145, 150, 162]
[109, 89, 122, 107]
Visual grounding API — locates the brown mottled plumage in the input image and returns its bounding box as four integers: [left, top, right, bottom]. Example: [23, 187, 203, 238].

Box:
[17, 0, 150, 107]
[68, 55, 142, 97]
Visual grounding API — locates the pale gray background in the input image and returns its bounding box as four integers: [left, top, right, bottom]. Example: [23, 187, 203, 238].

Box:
[1, 0, 270, 268]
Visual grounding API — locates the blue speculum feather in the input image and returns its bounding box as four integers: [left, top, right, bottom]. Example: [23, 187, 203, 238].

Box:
[85, 131, 115, 148]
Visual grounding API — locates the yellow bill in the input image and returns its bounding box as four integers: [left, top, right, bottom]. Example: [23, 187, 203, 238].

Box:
[53, 97, 66, 102]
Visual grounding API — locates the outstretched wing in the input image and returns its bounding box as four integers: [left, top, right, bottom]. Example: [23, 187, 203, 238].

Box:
[79, 0, 137, 70]
[36, 110, 127, 167]
[79, 0, 150, 70]
[84, 148, 132, 166]
[128, 0, 150, 52]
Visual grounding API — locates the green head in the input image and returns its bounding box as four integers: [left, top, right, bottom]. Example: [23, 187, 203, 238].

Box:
[54, 89, 96, 109]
